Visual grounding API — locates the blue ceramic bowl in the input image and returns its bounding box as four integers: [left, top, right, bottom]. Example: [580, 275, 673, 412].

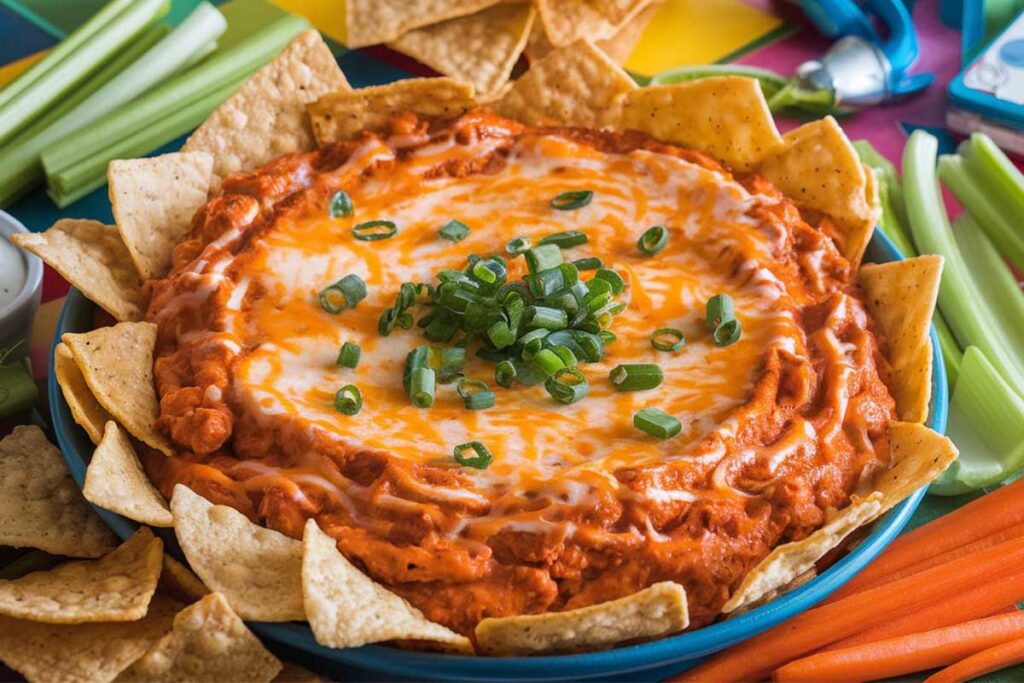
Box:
[50, 229, 948, 682]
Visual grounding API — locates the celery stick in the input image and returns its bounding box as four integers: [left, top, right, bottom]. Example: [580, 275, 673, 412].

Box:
[934, 314, 962, 386]
[961, 132, 1024, 220]
[853, 140, 909, 235]
[940, 154, 1024, 272]
[903, 130, 1024, 396]
[931, 346, 1024, 496]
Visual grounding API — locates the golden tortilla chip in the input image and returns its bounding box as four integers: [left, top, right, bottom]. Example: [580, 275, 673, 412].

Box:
[62, 322, 173, 457]
[54, 342, 111, 445]
[170, 485, 304, 621]
[728, 568, 817, 618]
[494, 39, 636, 127]
[309, 77, 477, 146]
[614, 76, 782, 172]
[476, 581, 689, 655]
[84, 421, 172, 527]
[183, 30, 348, 187]
[273, 661, 327, 683]
[874, 421, 958, 510]
[301, 519, 470, 650]
[0, 593, 181, 683]
[0, 527, 161, 624]
[346, 0, 503, 48]
[536, 0, 649, 47]
[860, 255, 943, 424]
[11, 220, 144, 322]
[388, 3, 535, 96]
[595, 1, 659, 64]
[0, 425, 117, 558]
[115, 592, 283, 683]
[160, 553, 210, 603]
[108, 152, 213, 280]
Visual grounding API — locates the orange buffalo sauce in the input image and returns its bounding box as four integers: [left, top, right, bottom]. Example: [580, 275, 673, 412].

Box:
[145, 111, 896, 635]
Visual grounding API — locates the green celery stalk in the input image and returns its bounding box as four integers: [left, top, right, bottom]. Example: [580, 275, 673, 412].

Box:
[940, 154, 1024, 273]
[934, 314, 962, 386]
[853, 140, 909, 239]
[961, 133, 1024, 222]
[931, 346, 1024, 496]
[903, 130, 1024, 396]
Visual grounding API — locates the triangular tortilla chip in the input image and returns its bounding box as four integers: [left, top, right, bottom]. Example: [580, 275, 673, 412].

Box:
[11, 220, 144, 322]
[115, 592, 282, 683]
[0, 593, 181, 683]
[108, 152, 213, 280]
[860, 255, 943, 423]
[388, 3, 535, 96]
[309, 77, 477, 146]
[874, 421, 958, 510]
[0, 528, 162, 624]
[170, 485, 304, 621]
[476, 581, 688, 655]
[301, 519, 470, 650]
[594, 1, 659, 64]
[536, 0, 650, 47]
[273, 661, 328, 683]
[54, 341, 111, 445]
[346, 0, 502, 47]
[183, 30, 348, 187]
[159, 553, 210, 603]
[84, 421, 172, 527]
[0, 425, 117, 558]
[62, 322, 173, 456]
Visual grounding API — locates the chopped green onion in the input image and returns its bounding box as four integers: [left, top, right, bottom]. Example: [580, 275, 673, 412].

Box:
[457, 378, 495, 410]
[545, 368, 589, 404]
[495, 360, 517, 388]
[472, 261, 499, 284]
[352, 219, 397, 241]
[610, 364, 663, 391]
[528, 306, 569, 331]
[552, 345, 578, 368]
[410, 367, 436, 408]
[524, 244, 563, 274]
[319, 274, 366, 313]
[550, 190, 593, 210]
[439, 219, 470, 242]
[438, 347, 467, 383]
[337, 342, 361, 369]
[637, 225, 669, 255]
[539, 230, 588, 249]
[487, 321, 515, 349]
[651, 328, 685, 352]
[454, 441, 493, 469]
[329, 190, 353, 217]
[713, 318, 742, 346]
[334, 385, 362, 416]
[594, 268, 624, 295]
[573, 256, 602, 271]
[531, 348, 565, 377]
[505, 236, 531, 255]
[705, 293, 735, 330]
[634, 407, 680, 439]
[599, 330, 616, 345]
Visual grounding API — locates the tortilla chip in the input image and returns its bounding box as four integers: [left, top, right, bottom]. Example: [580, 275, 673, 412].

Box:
[115, 592, 283, 683]
[0, 528, 161, 624]
[160, 553, 210, 603]
[0, 425, 117, 558]
[54, 342, 111, 445]
[874, 421, 958, 511]
[108, 152, 213, 280]
[494, 39, 636, 127]
[273, 661, 327, 683]
[860, 256, 943, 424]
[476, 581, 688, 655]
[346, 0, 503, 48]
[388, 3, 535, 96]
[301, 519, 470, 650]
[536, 0, 649, 47]
[10, 220, 144, 322]
[727, 568, 817, 618]
[596, 1, 659, 64]
[183, 30, 348, 187]
[84, 421, 172, 527]
[0, 593, 181, 683]
[62, 322, 173, 456]
[614, 76, 782, 172]
[170, 485, 304, 621]
[309, 77, 477, 146]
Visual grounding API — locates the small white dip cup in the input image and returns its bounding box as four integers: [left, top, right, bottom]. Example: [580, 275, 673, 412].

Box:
[0, 211, 43, 359]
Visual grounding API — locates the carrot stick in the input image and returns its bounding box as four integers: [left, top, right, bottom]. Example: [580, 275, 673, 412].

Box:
[773, 612, 1024, 683]
[670, 536, 1024, 683]
[829, 479, 1024, 602]
[925, 635, 1024, 683]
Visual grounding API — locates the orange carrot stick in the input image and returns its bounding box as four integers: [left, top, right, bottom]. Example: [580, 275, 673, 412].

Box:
[925, 635, 1024, 683]
[670, 536, 1024, 683]
[773, 612, 1024, 683]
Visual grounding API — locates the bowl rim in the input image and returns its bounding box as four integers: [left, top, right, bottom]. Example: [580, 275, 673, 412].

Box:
[0, 209, 43, 326]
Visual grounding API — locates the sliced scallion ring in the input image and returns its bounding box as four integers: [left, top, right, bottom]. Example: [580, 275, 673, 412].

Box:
[495, 360, 517, 388]
[410, 367, 436, 408]
[637, 225, 669, 255]
[610, 363, 663, 391]
[337, 342, 361, 369]
[319, 274, 366, 313]
[505, 236, 531, 255]
[550, 190, 593, 210]
[454, 441, 493, 469]
[545, 367, 589, 404]
[352, 220, 397, 241]
[650, 328, 685, 352]
[633, 407, 680, 439]
[539, 230, 588, 249]
[713, 318, 742, 346]
[457, 378, 494, 410]
[439, 219, 470, 242]
[329, 190, 353, 218]
[573, 256, 603, 271]
[705, 293, 735, 331]
[334, 384, 362, 415]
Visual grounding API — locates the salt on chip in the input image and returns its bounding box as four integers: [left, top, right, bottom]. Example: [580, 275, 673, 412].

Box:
[388, 3, 536, 96]
[0, 425, 117, 558]
[115, 592, 283, 683]
[183, 30, 348, 187]
[11, 219, 144, 322]
[0, 527, 162, 624]
[84, 421, 173, 527]
[301, 519, 470, 650]
[346, 0, 502, 48]
[160, 553, 210, 603]
[309, 77, 477, 146]
[860, 255, 943, 424]
[494, 39, 636, 127]
[54, 342, 111, 445]
[536, 0, 650, 47]
[108, 152, 213, 280]
[62, 322, 173, 456]
[0, 593, 181, 683]
[476, 581, 689, 655]
[171, 484, 305, 621]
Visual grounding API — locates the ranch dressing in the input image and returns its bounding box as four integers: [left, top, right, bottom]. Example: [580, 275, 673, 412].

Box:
[0, 234, 26, 311]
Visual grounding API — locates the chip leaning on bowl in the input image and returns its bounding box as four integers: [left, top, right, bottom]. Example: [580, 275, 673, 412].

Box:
[13, 29, 958, 659]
